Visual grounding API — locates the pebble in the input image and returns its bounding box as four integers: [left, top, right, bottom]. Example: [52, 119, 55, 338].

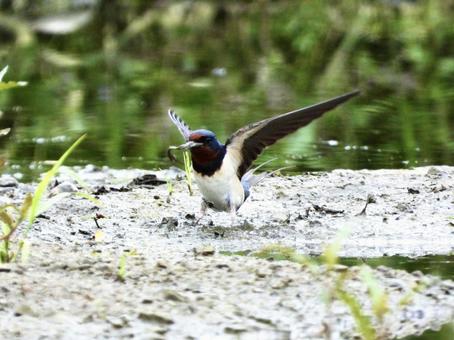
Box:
[50, 181, 78, 195]
[138, 310, 174, 325]
[193, 246, 215, 256]
[426, 167, 444, 177]
[156, 260, 169, 269]
[0, 175, 18, 187]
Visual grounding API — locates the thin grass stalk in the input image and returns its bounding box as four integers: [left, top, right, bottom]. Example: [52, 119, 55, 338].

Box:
[183, 150, 193, 195]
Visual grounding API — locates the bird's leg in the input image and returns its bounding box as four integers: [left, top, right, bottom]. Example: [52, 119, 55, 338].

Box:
[195, 199, 209, 225]
[229, 205, 238, 226]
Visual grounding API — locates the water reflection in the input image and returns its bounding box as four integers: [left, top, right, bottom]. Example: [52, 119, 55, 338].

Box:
[0, 1, 453, 180]
[404, 323, 454, 340]
[341, 255, 454, 281]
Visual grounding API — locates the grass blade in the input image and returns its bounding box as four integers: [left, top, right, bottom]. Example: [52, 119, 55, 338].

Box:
[18, 239, 30, 263]
[360, 265, 389, 321]
[28, 134, 86, 228]
[321, 228, 350, 269]
[336, 286, 377, 340]
[183, 150, 193, 195]
[117, 252, 127, 282]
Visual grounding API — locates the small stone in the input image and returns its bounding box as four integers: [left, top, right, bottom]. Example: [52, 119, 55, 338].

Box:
[156, 260, 169, 269]
[193, 245, 215, 256]
[159, 217, 178, 230]
[256, 268, 270, 278]
[215, 263, 230, 269]
[138, 311, 174, 324]
[161, 289, 188, 302]
[431, 184, 446, 193]
[308, 220, 322, 228]
[84, 164, 98, 172]
[129, 174, 165, 187]
[93, 186, 109, 195]
[426, 167, 443, 177]
[50, 181, 77, 196]
[332, 264, 349, 272]
[270, 278, 292, 289]
[14, 304, 37, 317]
[396, 203, 408, 212]
[107, 316, 128, 328]
[0, 175, 18, 187]
[225, 326, 248, 334]
[78, 229, 91, 236]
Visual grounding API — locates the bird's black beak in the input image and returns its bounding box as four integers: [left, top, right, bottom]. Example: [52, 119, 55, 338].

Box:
[177, 141, 203, 150]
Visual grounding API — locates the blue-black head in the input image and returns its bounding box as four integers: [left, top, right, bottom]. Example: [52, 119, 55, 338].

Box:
[187, 129, 226, 176]
[189, 129, 222, 149]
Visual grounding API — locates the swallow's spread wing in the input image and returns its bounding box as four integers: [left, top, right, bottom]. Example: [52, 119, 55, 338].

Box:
[168, 109, 191, 140]
[225, 90, 360, 178]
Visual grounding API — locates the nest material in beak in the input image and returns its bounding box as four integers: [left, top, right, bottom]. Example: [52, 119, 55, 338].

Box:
[167, 141, 202, 162]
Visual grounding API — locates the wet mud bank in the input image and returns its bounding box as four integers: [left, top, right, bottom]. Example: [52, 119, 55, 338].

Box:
[8, 164, 452, 258]
[1, 245, 454, 339]
[0, 165, 453, 338]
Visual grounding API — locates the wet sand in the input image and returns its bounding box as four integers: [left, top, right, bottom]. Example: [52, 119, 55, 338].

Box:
[0, 165, 453, 339]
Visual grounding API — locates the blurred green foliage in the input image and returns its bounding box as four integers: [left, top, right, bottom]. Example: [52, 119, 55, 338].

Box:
[0, 0, 453, 179]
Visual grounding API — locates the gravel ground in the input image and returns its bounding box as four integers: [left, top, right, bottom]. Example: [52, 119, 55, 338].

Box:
[0, 165, 453, 339]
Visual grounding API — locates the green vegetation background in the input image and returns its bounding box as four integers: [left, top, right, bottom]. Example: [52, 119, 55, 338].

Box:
[0, 0, 453, 177]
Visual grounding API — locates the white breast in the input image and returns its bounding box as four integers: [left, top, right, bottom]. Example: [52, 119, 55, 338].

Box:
[193, 152, 245, 212]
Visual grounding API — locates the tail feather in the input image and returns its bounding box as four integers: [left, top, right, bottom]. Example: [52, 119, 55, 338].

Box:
[241, 159, 291, 200]
[241, 158, 276, 184]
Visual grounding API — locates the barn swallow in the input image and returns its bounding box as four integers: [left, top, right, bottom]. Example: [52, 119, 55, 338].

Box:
[168, 90, 359, 215]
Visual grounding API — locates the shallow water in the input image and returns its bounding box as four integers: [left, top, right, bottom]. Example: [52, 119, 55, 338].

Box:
[405, 323, 454, 340]
[341, 255, 454, 281]
[224, 252, 454, 281]
[0, 3, 453, 181]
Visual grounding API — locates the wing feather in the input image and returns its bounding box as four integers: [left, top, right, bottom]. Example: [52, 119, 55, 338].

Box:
[225, 90, 360, 178]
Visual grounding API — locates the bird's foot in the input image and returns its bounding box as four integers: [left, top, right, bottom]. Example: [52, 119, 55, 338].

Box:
[194, 199, 209, 225]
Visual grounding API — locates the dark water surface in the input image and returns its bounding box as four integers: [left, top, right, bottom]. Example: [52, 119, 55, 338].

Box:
[0, 1, 453, 338]
[341, 255, 454, 281]
[0, 1, 453, 181]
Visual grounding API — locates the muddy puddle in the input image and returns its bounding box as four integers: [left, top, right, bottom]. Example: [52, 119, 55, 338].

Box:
[0, 165, 453, 339]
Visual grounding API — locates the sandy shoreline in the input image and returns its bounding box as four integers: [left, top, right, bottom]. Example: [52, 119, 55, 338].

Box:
[0, 165, 453, 339]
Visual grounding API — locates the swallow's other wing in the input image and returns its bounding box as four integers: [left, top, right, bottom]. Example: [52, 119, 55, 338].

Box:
[168, 109, 191, 140]
[225, 90, 360, 178]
